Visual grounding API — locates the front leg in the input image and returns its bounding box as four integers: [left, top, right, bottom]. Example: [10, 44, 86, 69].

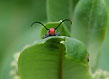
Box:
[56, 32, 60, 36]
[43, 34, 49, 39]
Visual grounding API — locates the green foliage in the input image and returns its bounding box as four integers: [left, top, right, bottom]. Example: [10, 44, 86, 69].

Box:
[98, 22, 109, 71]
[0, 0, 109, 79]
[72, 0, 108, 72]
[18, 36, 90, 79]
[98, 0, 109, 70]
[47, 0, 74, 30]
[47, 0, 72, 21]
[0, 0, 46, 79]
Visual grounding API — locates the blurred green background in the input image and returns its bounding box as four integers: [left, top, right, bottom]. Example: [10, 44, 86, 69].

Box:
[0, 0, 109, 79]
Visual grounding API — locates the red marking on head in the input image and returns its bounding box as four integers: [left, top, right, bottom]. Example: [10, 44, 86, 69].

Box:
[48, 28, 56, 35]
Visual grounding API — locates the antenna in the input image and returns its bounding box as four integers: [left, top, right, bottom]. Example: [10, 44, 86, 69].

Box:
[55, 19, 72, 30]
[31, 22, 49, 30]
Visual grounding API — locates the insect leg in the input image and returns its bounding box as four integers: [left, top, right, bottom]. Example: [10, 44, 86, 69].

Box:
[43, 34, 49, 39]
[56, 32, 60, 36]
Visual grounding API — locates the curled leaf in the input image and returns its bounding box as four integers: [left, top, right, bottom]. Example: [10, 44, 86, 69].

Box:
[18, 36, 91, 79]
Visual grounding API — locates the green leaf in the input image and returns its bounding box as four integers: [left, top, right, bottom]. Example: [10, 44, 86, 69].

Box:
[47, 0, 72, 21]
[18, 36, 91, 79]
[72, 0, 108, 72]
[97, 0, 109, 70]
[40, 22, 70, 38]
[72, 0, 80, 11]
[0, 0, 46, 79]
[47, 0, 74, 30]
[98, 26, 109, 71]
[0, 25, 41, 79]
